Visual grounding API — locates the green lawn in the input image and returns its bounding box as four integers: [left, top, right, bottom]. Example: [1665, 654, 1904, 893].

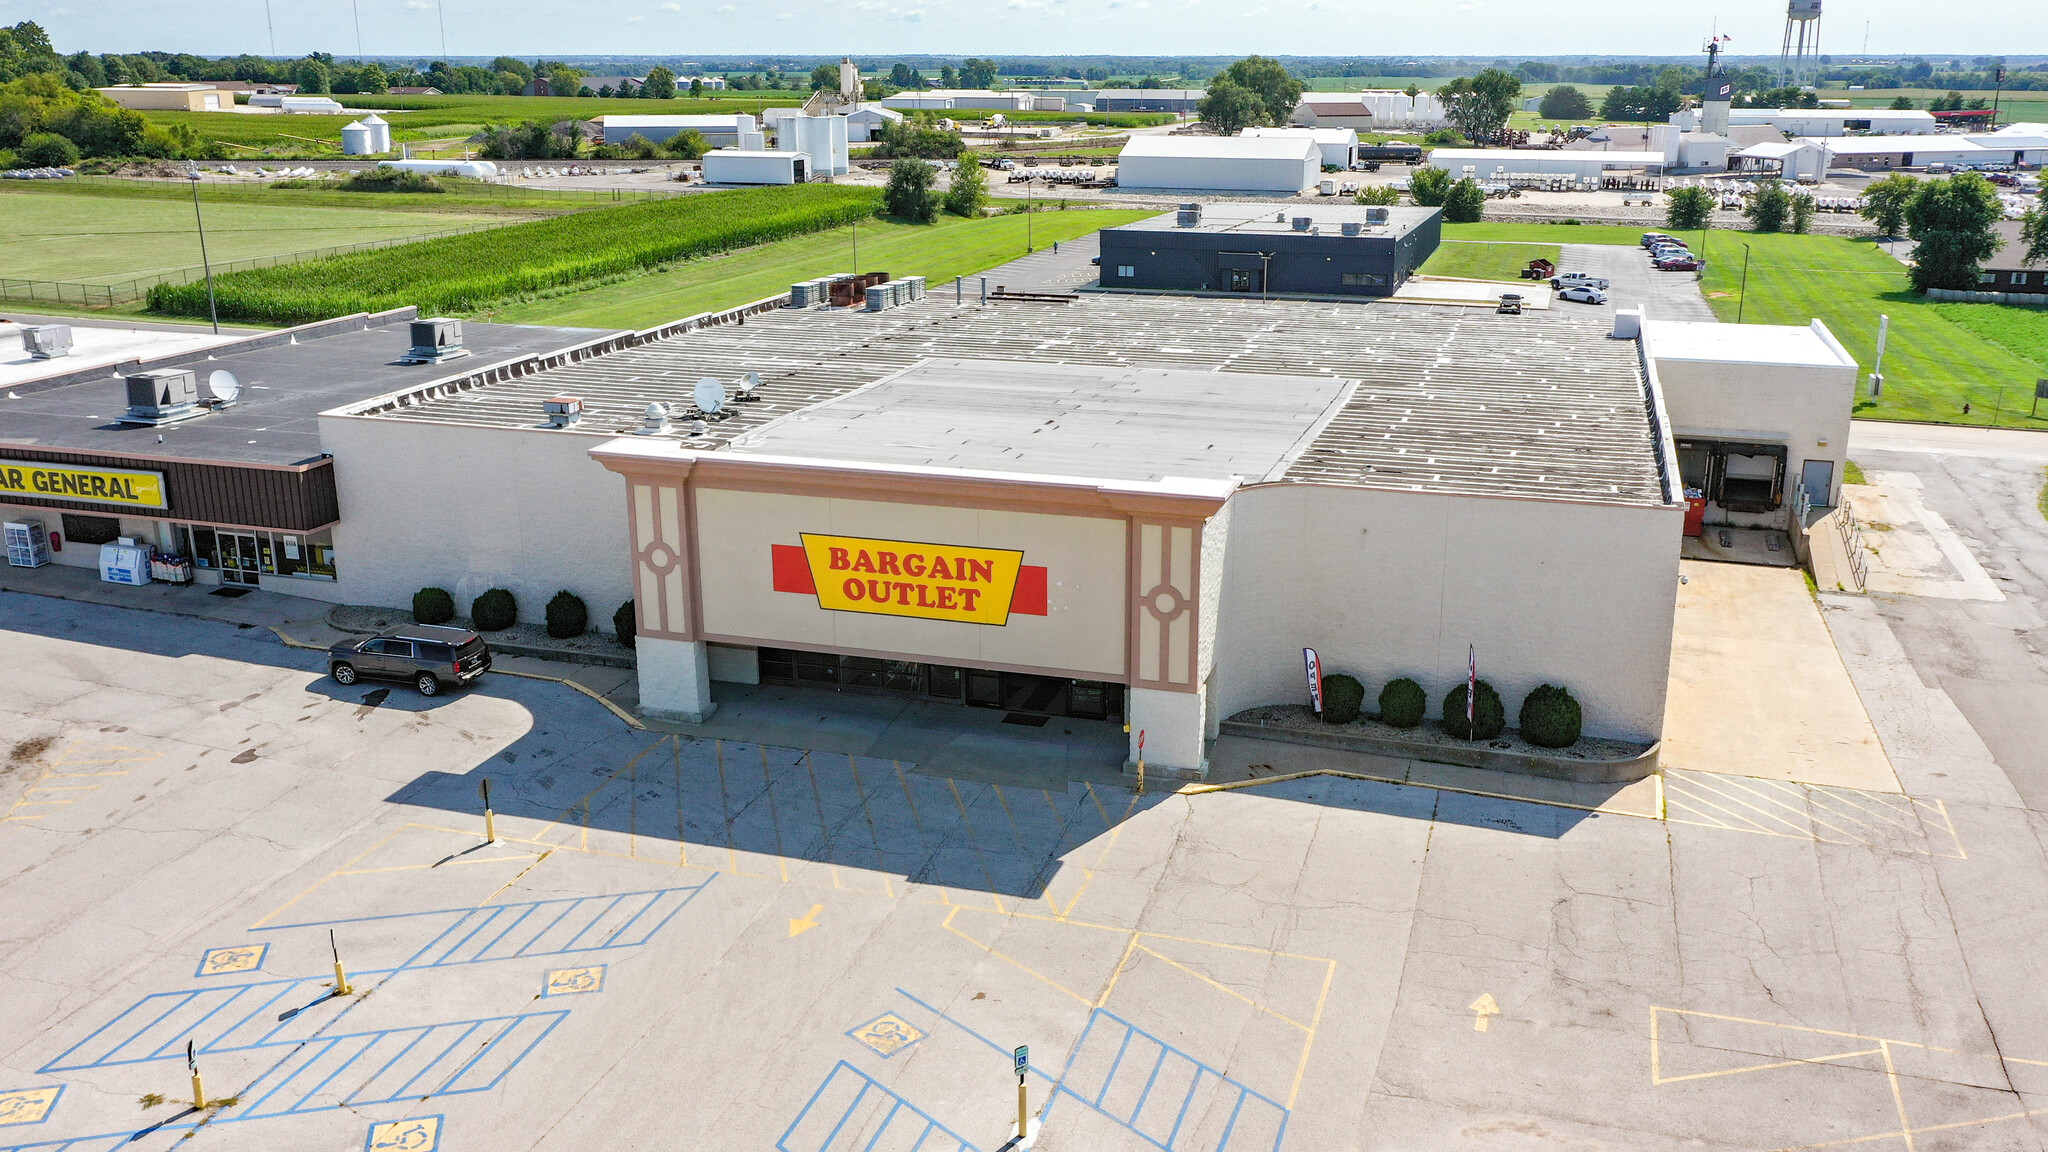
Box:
[1933, 303, 2048, 377]
[1439, 220, 2048, 428]
[1696, 233, 2047, 426]
[476, 208, 1151, 330]
[1420, 240, 1562, 281]
[0, 189, 509, 283]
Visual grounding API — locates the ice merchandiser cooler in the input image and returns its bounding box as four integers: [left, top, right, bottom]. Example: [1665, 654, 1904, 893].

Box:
[99, 538, 154, 585]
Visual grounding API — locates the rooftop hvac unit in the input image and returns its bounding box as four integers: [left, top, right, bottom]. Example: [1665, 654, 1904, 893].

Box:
[1176, 209, 1201, 227]
[1291, 216, 1312, 231]
[1364, 206, 1391, 224]
[542, 396, 583, 427]
[1340, 221, 1364, 236]
[20, 324, 72, 359]
[120, 369, 202, 426]
[402, 318, 468, 364]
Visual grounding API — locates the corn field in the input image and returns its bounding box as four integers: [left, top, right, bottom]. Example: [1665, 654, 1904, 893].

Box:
[148, 185, 883, 325]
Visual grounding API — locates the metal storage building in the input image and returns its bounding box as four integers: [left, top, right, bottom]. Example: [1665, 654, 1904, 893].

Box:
[600, 114, 759, 148]
[1094, 89, 1206, 113]
[94, 83, 224, 112]
[1115, 136, 1322, 193]
[1239, 126, 1358, 169]
[1426, 148, 1670, 181]
[701, 149, 808, 185]
[1096, 202, 1441, 298]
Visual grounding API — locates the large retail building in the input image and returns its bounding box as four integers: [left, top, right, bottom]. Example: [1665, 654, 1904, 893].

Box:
[2, 277, 1853, 779]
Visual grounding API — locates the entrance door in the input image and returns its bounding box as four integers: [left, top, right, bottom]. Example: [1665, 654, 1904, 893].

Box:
[218, 532, 261, 585]
[1226, 268, 1262, 293]
[1800, 459, 1835, 507]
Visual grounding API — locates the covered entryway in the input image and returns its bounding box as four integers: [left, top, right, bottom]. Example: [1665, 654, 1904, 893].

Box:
[759, 648, 1125, 722]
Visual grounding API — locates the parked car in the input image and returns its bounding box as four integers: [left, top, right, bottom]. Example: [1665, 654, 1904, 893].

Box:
[1557, 284, 1609, 304]
[328, 624, 492, 696]
[1654, 255, 1702, 271]
[1551, 273, 1610, 290]
[1640, 232, 1676, 248]
[1649, 245, 1692, 261]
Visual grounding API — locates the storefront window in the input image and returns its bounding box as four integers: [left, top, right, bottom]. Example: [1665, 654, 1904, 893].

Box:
[180, 525, 336, 581]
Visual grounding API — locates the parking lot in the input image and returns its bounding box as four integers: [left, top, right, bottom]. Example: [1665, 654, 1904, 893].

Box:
[6, 426, 2048, 1152]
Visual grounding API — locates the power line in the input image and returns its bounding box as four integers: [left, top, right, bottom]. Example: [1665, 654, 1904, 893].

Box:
[263, 0, 276, 55]
[353, 0, 363, 59]
[438, 0, 448, 57]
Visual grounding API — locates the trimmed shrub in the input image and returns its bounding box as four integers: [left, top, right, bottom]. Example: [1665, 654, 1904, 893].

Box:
[471, 588, 517, 632]
[1519, 684, 1583, 749]
[1321, 674, 1364, 724]
[18, 132, 80, 168]
[1442, 680, 1506, 741]
[544, 591, 588, 639]
[613, 600, 636, 649]
[412, 587, 455, 625]
[1378, 678, 1427, 728]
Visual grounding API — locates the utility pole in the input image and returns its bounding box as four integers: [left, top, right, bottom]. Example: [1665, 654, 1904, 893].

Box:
[188, 170, 220, 334]
[437, 0, 449, 57]
[352, 0, 363, 59]
[1736, 243, 1752, 324]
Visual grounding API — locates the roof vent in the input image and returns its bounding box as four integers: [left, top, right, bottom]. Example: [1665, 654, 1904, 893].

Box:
[401, 317, 469, 365]
[119, 369, 203, 426]
[542, 395, 583, 427]
[635, 402, 671, 435]
[1291, 216, 1312, 231]
[1364, 206, 1391, 224]
[1275, 211, 1287, 222]
[1340, 220, 1363, 236]
[20, 324, 72, 360]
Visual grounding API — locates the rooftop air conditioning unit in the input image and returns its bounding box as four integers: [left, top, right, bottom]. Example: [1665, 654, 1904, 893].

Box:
[1340, 221, 1364, 236]
[1291, 216, 1312, 231]
[1176, 209, 1201, 227]
[1365, 206, 1391, 224]
[119, 369, 203, 426]
[542, 396, 583, 427]
[401, 317, 469, 365]
[20, 325, 73, 359]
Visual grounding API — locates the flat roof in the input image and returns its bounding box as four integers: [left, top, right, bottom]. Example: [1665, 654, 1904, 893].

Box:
[1646, 320, 1857, 370]
[1108, 201, 1439, 237]
[1242, 127, 1359, 144]
[1, 318, 244, 391]
[1119, 137, 1320, 161]
[1431, 148, 1670, 167]
[2, 317, 609, 468]
[350, 294, 1671, 508]
[731, 358, 1352, 483]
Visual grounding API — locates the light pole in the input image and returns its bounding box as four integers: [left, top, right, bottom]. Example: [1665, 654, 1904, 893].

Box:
[188, 170, 220, 334]
[1735, 243, 1752, 324]
[1025, 175, 1033, 253]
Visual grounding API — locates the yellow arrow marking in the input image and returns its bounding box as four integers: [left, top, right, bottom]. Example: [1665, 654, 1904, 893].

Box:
[789, 904, 823, 937]
[1470, 993, 1500, 1032]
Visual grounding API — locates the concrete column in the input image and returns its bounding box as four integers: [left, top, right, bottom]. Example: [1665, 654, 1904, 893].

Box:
[1126, 686, 1207, 781]
[637, 635, 717, 723]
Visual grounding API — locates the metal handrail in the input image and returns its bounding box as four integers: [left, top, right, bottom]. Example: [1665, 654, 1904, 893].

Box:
[1836, 493, 1868, 592]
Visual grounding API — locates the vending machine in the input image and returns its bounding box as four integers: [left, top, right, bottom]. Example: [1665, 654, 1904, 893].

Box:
[4, 521, 51, 568]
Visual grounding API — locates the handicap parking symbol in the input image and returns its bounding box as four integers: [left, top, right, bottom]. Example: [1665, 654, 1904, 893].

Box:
[848, 1013, 926, 1058]
[544, 965, 606, 997]
[196, 943, 268, 977]
[365, 1115, 442, 1151]
[0, 1086, 62, 1127]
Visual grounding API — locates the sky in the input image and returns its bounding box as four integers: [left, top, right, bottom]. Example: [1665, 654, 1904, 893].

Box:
[12, 0, 2046, 61]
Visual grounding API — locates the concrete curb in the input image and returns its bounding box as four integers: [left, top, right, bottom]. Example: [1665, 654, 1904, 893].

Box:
[276, 620, 645, 729]
[321, 604, 636, 669]
[1217, 719, 1659, 784]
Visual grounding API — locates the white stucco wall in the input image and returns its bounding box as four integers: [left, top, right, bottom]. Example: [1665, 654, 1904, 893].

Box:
[1211, 483, 1683, 744]
[314, 416, 633, 625]
[1651, 322, 1858, 524]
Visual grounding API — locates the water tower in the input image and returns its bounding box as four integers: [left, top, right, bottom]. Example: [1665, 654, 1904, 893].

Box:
[1779, 0, 1823, 88]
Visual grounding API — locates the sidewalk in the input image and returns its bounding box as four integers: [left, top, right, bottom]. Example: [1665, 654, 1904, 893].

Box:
[0, 561, 641, 725]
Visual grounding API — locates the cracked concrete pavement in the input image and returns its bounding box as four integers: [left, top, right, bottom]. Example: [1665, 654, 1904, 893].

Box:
[8, 422, 2048, 1152]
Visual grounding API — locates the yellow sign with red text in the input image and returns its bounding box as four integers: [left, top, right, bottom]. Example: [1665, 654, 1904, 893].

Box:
[800, 533, 1026, 626]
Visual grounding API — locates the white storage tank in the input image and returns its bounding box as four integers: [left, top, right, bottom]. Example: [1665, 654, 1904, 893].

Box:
[361, 113, 392, 153]
[341, 121, 375, 155]
[379, 159, 500, 179]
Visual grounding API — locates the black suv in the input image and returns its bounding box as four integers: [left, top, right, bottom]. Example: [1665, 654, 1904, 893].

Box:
[328, 625, 491, 696]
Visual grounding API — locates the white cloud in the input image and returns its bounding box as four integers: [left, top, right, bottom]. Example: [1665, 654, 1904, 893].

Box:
[712, 3, 734, 9]
[660, 1, 682, 8]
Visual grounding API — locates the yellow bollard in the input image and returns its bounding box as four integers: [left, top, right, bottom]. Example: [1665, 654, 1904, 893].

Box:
[481, 778, 496, 844]
[1017, 1076, 1027, 1141]
[1135, 729, 1147, 796]
[191, 1070, 206, 1110]
[329, 929, 352, 996]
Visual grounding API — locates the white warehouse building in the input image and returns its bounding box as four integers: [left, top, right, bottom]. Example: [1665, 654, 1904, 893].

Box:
[600, 114, 760, 148]
[701, 149, 809, 185]
[1115, 136, 1322, 193]
[1671, 106, 1938, 136]
[1239, 126, 1358, 169]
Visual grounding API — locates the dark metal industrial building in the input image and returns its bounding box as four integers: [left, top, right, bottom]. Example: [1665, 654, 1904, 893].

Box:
[1095, 203, 1442, 299]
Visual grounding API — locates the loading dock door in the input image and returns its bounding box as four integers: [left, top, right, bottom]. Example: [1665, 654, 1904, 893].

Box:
[1720, 448, 1787, 512]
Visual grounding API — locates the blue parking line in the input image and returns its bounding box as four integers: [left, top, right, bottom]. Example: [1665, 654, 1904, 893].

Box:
[777, 1061, 977, 1152]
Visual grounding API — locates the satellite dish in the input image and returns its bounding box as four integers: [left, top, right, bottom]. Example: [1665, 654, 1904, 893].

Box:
[202, 370, 241, 406]
[737, 371, 762, 398]
[693, 377, 726, 415]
